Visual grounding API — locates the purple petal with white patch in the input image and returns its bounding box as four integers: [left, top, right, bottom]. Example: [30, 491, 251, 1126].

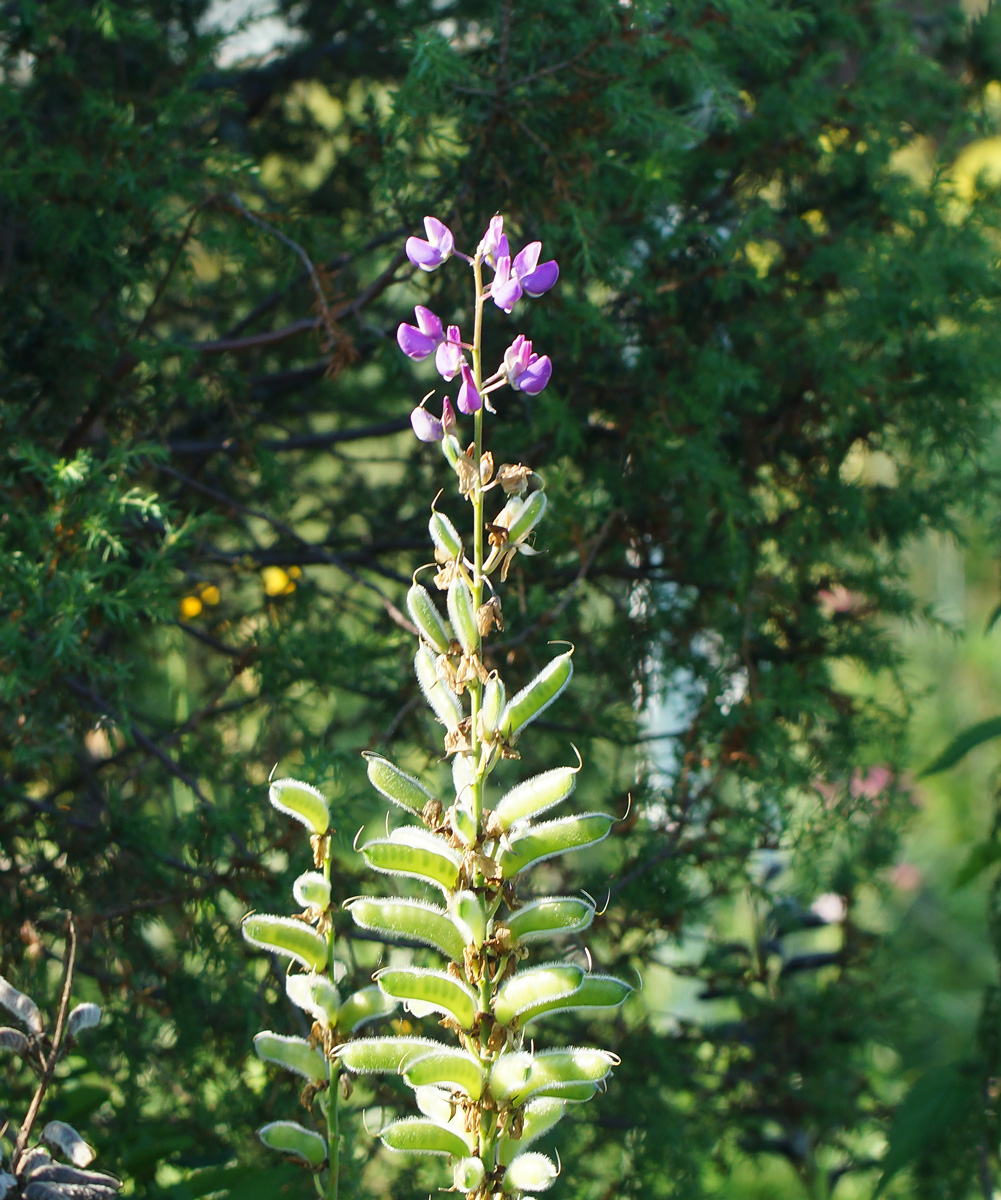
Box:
[397, 306, 444, 360]
[457, 363, 482, 414]
[479, 215, 509, 264]
[435, 325, 464, 380]
[513, 241, 541, 277]
[411, 405, 445, 442]
[406, 216, 455, 272]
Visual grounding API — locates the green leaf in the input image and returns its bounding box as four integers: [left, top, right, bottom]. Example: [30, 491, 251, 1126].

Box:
[919, 716, 1001, 776]
[953, 839, 1001, 889]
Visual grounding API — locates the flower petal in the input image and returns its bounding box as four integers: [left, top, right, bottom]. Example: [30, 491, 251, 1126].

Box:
[423, 216, 454, 256]
[435, 325, 463, 380]
[492, 258, 523, 312]
[457, 364, 482, 414]
[397, 322, 438, 360]
[406, 237, 446, 271]
[515, 354, 552, 395]
[520, 260, 559, 297]
[414, 306, 444, 339]
[513, 241, 541, 277]
[411, 406, 444, 442]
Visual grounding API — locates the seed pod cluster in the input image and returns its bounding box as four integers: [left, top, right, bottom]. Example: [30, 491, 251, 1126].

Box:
[342, 485, 628, 1200]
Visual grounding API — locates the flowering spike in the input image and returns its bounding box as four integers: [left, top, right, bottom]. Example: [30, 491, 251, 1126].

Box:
[406, 216, 454, 271]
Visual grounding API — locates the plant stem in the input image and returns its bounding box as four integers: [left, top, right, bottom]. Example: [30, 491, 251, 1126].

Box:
[470, 253, 486, 834]
[323, 839, 339, 1200]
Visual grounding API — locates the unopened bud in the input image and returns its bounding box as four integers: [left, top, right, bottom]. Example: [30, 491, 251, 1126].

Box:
[429, 511, 463, 561]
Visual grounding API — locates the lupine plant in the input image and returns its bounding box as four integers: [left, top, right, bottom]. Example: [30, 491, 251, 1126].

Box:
[0, 920, 122, 1200]
[244, 214, 629, 1200]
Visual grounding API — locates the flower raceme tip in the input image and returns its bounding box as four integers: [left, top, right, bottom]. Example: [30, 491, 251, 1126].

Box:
[406, 216, 454, 272]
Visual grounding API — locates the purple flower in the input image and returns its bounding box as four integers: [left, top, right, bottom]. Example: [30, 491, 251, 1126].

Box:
[435, 324, 464, 380]
[406, 216, 454, 272]
[503, 334, 552, 395]
[478, 215, 509, 265]
[397, 305, 444, 360]
[513, 241, 560, 297]
[457, 363, 482, 414]
[490, 240, 559, 312]
[411, 397, 452, 442]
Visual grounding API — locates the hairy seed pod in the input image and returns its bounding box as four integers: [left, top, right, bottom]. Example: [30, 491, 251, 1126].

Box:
[66, 1002, 102, 1039]
[375, 967, 478, 1029]
[254, 1032, 328, 1082]
[501, 649, 573, 741]
[336, 984, 397, 1034]
[490, 1047, 617, 1107]
[414, 644, 462, 729]
[405, 1048, 485, 1099]
[40, 1122, 94, 1168]
[0, 1027, 30, 1054]
[21, 1162, 121, 1191]
[506, 489, 548, 545]
[379, 1117, 472, 1159]
[505, 896, 595, 943]
[494, 964, 584, 1026]
[494, 765, 579, 830]
[452, 754, 476, 804]
[286, 973, 340, 1027]
[441, 434, 461, 470]
[450, 890, 487, 948]
[448, 803, 476, 847]
[499, 812, 614, 878]
[407, 583, 452, 654]
[517, 974, 633, 1027]
[293, 870, 331, 908]
[0, 975, 43, 1034]
[336, 1035, 442, 1075]
[363, 752, 435, 813]
[242, 914, 329, 972]
[361, 827, 462, 893]
[454, 1157, 487, 1192]
[257, 1120, 327, 1168]
[269, 778, 330, 835]
[447, 576, 478, 655]
[504, 1151, 558, 1193]
[344, 897, 465, 961]
[480, 671, 506, 735]
[498, 1098, 565, 1166]
[429, 511, 463, 561]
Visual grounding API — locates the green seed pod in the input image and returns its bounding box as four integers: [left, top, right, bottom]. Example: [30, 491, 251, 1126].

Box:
[447, 576, 478, 655]
[430, 511, 463, 561]
[361, 827, 462, 893]
[452, 754, 476, 805]
[336, 984, 397, 1035]
[269, 778, 329, 835]
[480, 672, 506, 735]
[504, 1151, 558, 1194]
[414, 644, 462, 730]
[242, 914, 329, 973]
[363, 752, 435, 814]
[450, 889, 487, 948]
[343, 897, 465, 961]
[498, 1098, 565, 1167]
[501, 650, 573, 741]
[499, 812, 614, 879]
[494, 765, 579, 830]
[448, 803, 476, 847]
[518, 974, 633, 1027]
[257, 1121, 326, 1168]
[441, 433, 461, 470]
[380, 1117, 472, 1159]
[490, 1047, 617, 1107]
[454, 1157, 486, 1192]
[336, 1035, 443, 1075]
[375, 967, 478, 1029]
[494, 964, 584, 1026]
[285, 973, 341, 1027]
[407, 583, 452, 654]
[506, 489, 548, 545]
[253, 1032, 328, 1082]
[505, 896, 595, 944]
[293, 870, 330, 909]
[405, 1048, 485, 1100]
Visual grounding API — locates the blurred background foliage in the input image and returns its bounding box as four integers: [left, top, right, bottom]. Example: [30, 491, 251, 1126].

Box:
[4, 0, 1001, 1197]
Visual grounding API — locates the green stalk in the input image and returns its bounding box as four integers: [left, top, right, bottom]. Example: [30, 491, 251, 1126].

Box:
[323, 839, 339, 1200]
[470, 253, 487, 835]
